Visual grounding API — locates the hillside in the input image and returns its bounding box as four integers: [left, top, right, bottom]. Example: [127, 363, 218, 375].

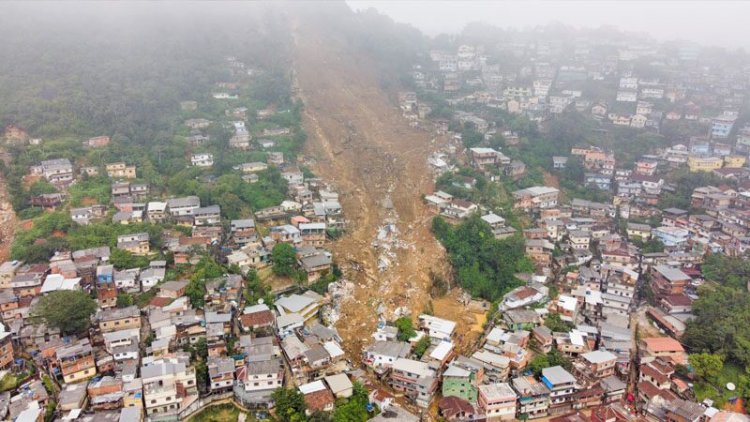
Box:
[291, 7, 481, 357]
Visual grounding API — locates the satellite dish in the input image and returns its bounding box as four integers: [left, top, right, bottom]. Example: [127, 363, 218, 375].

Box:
[258, 298, 264, 304]
[727, 383, 736, 391]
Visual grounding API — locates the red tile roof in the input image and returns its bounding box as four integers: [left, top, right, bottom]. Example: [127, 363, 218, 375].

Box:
[239, 310, 275, 329]
[304, 389, 334, 412]
[438, 396, 475, 420]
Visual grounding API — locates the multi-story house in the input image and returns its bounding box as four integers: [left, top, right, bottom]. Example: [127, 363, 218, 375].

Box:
[478, 382, 517, 420]
[541, 366, 578, 415]
[57, 339, 97, 384]
[40, 158, 74, 184]
[575, 350, 617, 380]
[568, 230, 591, 250]
[650, 265, 691, 299]
[363, 341, 411, 375]
[512, 376, 550, 419]
[190, 153, 214, 167]
[240, 357, 284, 394]
[389, 358, 438, 408]
[166, 196, 200, 217]
[10, 272, 44, 297]
[105, 162, 137, 179]
[640, 337, 688, 366]
[0, 331, 14, 369]
[512, 187, 560, 210]
[442, 359, 483, 403]
[711, 113, 737, 139]
[116, 232, 150, 255]
[208, 356, 235, 393]
[192, 205, 221, 226]
[652, 226, 689, 247]
[299, 223, 327, 246]
[141, 357, 197, 416]
[687, 156, 723, 172]
[469, 148, 510, 169]
[97, 305, 141, 333]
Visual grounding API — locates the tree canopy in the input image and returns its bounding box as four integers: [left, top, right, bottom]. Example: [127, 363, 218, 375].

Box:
[683, 286, 750, 368]
[272, 387, 307, 422]
[432, 215, 532, 301]
[395, 317, 417, 341]
[272, 243, 298, 277]
[32, 290, 97, 336]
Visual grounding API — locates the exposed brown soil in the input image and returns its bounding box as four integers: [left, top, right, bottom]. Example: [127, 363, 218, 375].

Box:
[543, 170, 560, 189]
[292, 16, 473, 359]
[80, 196, 99, 206]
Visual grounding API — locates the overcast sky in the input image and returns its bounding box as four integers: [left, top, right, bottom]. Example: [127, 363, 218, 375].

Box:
[348, 1, 750, 50]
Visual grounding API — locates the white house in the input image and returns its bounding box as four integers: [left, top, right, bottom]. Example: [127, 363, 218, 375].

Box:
[191, 153, 214, 167]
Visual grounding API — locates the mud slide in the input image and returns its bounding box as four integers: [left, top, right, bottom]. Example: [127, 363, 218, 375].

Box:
[292, 11, 476, 358]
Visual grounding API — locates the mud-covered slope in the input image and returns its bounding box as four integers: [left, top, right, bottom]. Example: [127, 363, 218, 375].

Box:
[291, 6, 479, 358]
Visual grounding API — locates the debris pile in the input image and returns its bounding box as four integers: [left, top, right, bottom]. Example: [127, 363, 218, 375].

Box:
[372, 221, 413, 272]
[324, 278, 355, 325]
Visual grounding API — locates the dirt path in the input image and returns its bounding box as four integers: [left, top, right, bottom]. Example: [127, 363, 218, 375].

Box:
[291, 16, 476, 358]
[0, 163, 17, 262]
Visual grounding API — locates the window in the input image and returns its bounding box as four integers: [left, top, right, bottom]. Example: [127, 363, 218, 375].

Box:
[151, 400, 157, 404]
[254, 382, 259, 386]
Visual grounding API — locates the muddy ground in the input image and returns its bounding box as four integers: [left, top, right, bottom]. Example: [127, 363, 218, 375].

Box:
[291, 18, 481, 359]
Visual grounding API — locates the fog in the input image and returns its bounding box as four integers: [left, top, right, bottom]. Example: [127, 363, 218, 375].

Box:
[349, 1, 750, 50]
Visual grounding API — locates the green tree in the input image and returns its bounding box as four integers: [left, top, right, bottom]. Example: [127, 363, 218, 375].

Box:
[186, 278, 206, 308]
[544, 313, 574, 333]
[395, 317, 417, 341]
[683, 286, 750, 367]
[527, 349, 572, 376]
[110, 248, 151, 269]
[116, 293, 135, 308]
[333, 382, 370, 422]
[414, 336, 431, 359]
[432, 215, 527, 301]
[701, 253, 750, 290]
[690, 353, 724, 383]
[461, 122, 483, 148]
[272, 243, 297, 277]
[32, 290, 97, 336]
[272, 387, 307, 422]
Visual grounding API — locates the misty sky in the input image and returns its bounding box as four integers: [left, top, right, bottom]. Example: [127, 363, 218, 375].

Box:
[348, 1, 750, 50]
